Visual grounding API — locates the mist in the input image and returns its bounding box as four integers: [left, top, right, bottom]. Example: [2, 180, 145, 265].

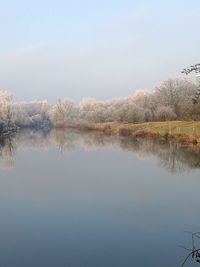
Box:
[0, 0, 200, 102]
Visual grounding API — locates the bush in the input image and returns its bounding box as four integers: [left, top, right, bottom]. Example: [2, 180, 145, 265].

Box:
[155, 106, 177, 121]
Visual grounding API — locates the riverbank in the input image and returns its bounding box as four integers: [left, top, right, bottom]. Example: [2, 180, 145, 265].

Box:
[72, 121, 200, 145]
[3, 120, 200, 146]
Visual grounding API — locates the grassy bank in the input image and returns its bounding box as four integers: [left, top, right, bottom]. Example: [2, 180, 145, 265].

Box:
[75, 121, 200, 145]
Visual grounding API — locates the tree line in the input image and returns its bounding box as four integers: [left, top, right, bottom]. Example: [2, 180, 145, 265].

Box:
[0, 77, 200, 131]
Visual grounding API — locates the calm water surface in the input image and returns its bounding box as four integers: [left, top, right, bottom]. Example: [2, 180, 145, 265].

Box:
[0, 129, 200, 267]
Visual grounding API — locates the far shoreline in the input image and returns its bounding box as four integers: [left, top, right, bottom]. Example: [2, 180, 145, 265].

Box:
[1, 121, 200, 147]
[57, 121, 200, 147]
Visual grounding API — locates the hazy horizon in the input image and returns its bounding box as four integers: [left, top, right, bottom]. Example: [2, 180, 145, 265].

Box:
[0, 0, 200, 102]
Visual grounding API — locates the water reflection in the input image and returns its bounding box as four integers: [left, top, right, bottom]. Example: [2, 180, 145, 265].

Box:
[0, 136, 16, 171]
[0, 129, 200, 173]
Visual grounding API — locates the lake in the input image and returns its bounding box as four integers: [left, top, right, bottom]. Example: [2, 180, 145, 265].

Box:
[0, 129, 200, 267]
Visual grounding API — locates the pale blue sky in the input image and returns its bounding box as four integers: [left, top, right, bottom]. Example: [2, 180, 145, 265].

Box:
[0, 0, 199, 102]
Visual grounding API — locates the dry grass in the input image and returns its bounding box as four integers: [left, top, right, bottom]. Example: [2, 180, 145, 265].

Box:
[76, 121, 200, 145]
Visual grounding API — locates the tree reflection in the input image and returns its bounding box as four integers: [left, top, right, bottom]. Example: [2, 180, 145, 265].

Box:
[0, 129, 200, 173]
[51, 129, 76, 152]
[0, 137, 16, 171]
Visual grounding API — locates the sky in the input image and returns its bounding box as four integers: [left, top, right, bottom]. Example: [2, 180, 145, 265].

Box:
[0, 0, 199, 102]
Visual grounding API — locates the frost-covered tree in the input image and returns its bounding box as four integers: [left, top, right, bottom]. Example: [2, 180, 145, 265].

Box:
[79, 98, 108, 123]
[49, 99, 78, 127]
[0, 91, 14, 130]
[0, 76, 199, 131]
[154, 78, 197, 118]
[127, 104, 144, 123]
[12, 101, 51, 128]
[155, 106, 177, 121]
